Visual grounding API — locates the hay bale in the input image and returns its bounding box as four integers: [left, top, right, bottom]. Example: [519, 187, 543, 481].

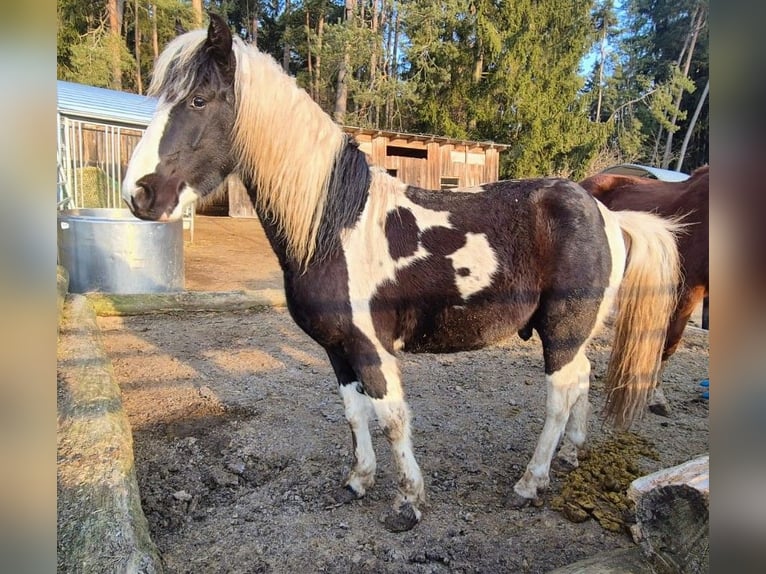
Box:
[57, 294, 162, 573]
[76, 166, 112, 208]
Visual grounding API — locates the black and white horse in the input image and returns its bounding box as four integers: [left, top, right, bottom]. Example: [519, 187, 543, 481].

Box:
[122, 14, 681, 531]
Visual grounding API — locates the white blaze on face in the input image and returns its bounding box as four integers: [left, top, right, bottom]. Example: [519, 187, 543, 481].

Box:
[446, 232, 498, 299]
[121, 103, 172, 206]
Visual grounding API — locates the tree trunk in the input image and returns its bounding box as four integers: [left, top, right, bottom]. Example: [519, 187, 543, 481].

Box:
[192, 0, 203, 28]
[675, 78, 708, 172]
[315, 15, 324, 104]
[282, 0, 291, 71]
[334, 0, 356, 123]
[369, 0, 380, 126]
[151, 4, 159, 59]
[306, 10, 314, 99]
[107, 0, 125, 90]
[628, 456, 709, 574]
[386, 5, 399, 129]
[661, 5, 705, 168]
[134, 0, 142, 94]
[595, 27, 607, 121]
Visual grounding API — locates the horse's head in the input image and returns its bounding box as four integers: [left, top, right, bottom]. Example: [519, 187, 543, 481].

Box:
[122, 13, 237, 221]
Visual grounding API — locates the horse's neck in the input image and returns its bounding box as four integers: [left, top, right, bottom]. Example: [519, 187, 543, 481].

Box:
[252, 201, 302, 273]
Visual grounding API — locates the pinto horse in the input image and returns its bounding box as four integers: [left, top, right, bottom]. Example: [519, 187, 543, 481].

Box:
[580, 166, 709, 415]
[122, 14, 681, 531]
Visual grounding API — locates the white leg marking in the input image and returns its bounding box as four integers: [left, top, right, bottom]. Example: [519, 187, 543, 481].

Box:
[446, 232, 498, 299]
[557, 358, 592, 468]
[371, 390, 425, 513]
[514, 352, 590, 499]
[338, 383, 376, 495]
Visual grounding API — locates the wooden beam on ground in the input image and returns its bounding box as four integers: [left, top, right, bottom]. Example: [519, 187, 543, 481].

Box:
[86, 289, 286, 316]
[57, 294, 163, 573]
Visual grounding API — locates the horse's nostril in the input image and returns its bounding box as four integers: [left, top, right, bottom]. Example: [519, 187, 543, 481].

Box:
[133, 176, 157, 212]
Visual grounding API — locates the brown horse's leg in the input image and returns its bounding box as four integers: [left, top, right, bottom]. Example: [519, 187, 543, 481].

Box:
[662, 285, 708, 361]
[649, 285, 707, 415]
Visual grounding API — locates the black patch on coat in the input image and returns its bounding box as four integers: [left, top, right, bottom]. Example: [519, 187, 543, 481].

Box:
[314, 137, 371, 262]
[419, 226, 466, 257]
[256, 191, 389, 399]
[385, 207, 419, 260]
[366, 178, 613, 368]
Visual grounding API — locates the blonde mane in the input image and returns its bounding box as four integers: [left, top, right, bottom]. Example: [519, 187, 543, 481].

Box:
[231, 38, 346, 266]
[148, 30, 347, 267]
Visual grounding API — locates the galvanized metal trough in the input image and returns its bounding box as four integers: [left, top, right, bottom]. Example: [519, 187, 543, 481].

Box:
[57, 208, 184, 294]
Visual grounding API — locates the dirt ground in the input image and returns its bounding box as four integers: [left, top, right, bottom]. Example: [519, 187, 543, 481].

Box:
[96, 215, 709, 573]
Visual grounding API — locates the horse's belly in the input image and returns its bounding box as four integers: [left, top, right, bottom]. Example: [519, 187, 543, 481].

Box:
[400, 304, 524, 353]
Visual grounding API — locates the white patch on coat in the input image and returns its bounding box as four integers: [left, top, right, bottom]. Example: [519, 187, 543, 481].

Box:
[121, 103, 172, 205]
[446, 232, 498, 299]
[342, 171, 452, 368]
[593, 200, 627, 328]
[166, 187, 200, 220]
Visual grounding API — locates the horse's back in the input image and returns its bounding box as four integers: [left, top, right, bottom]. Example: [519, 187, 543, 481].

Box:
[580, 168, 709, 291]
[580, 169, 708, 220]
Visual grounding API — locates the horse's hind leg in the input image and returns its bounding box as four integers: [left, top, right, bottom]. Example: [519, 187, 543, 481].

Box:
[554, 359, 591, 470]
[328, 351, 377, 502]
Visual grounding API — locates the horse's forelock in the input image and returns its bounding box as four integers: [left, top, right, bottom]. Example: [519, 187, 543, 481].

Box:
[148, 30, 209, 102]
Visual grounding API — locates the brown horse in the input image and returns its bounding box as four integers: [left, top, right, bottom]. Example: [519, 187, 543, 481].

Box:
[580, 165, 709, 415]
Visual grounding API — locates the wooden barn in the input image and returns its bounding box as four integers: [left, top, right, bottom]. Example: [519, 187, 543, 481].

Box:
[57, 80, 508, 218]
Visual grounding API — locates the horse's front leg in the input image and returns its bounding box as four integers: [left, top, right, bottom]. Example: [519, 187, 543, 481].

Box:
[360, 348, 425, 532]
[328, 351, 377, 502]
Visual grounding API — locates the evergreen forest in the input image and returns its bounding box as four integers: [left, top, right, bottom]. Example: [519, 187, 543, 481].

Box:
[57, 0, 708, 179]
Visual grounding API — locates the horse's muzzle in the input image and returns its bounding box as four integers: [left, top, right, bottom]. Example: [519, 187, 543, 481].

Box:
[127, 173, 185, 221]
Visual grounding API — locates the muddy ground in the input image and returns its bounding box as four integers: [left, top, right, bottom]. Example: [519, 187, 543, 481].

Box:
[98, 304, 708, 574]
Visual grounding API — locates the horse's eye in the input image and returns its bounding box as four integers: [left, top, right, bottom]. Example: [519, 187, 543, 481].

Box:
[190, 96, 206, 109]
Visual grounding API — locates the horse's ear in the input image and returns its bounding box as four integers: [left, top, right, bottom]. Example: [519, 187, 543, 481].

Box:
[206, 12, 233, 69]
[174, 18, 187, 36]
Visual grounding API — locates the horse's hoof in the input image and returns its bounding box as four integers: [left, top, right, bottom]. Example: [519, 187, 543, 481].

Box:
[382, 503, 420, 532]
[648, 402, 670, 417]
[507, 491, 533, 509]
[332, 485, 362, 505]
[551, 457, 578, 473]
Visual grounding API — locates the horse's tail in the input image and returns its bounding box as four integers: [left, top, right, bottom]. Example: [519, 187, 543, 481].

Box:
[603, 208, 683, 429]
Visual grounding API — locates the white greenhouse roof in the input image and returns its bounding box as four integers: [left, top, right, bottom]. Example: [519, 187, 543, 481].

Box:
[57, 80, 157, 127]
[600, 163, 689, 182]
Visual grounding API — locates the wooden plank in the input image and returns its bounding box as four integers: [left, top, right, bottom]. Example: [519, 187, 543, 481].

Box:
[427, 142, 441, 190]
[227, 175, 256, 218]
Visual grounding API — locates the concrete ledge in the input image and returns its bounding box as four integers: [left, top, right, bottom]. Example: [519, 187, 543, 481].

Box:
[57, 266, 69, 332]
[57, 294, 163, 573]
[86, 288, 286, 316]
